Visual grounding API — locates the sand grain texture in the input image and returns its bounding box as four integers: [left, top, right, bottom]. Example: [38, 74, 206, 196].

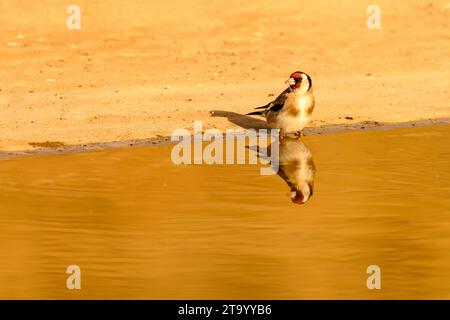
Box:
[0, 0, 449, 152]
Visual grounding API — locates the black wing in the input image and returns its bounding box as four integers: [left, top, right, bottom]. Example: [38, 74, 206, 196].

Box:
[246, 87, 291, 116]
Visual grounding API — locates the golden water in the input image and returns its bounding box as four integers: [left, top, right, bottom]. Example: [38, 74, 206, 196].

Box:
[0, 125, 449, 299]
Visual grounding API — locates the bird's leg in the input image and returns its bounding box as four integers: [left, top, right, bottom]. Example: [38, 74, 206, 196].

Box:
[278, 129, 286, 142]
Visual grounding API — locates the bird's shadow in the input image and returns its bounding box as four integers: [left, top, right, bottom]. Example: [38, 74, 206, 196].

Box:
[209, 110, 267, 130]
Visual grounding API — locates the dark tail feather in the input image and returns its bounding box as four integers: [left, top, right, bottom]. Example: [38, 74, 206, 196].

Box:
[246, 103, 270, 116]
[246, 111, 264, 116]
[254, 104, 269, 109]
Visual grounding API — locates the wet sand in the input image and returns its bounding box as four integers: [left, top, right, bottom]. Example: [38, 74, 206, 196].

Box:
[0, 125, 449, 299]
[1, 0, 449, 152]
[1, 118, 449, 159]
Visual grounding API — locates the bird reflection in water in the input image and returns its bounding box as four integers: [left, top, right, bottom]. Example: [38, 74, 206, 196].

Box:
[256, 137, 316, 204]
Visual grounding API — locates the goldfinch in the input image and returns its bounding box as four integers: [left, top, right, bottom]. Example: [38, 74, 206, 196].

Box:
[247, 71, 315, 137]
[255, 137, 316, 204]
[277, 138, 316, 204]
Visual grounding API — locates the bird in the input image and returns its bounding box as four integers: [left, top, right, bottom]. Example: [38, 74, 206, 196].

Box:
[247, 71, 315, 137]
[277, 138, 316, 204]
[252, 136, 316, 204]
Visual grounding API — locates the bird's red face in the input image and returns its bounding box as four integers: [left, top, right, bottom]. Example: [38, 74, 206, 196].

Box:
[291, 190, 305, 204]
[286, 71, 303, 90]
[290, 183, 313, 205]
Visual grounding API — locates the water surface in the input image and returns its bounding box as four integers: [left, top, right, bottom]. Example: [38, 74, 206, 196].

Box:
[0, 125, 449, 299]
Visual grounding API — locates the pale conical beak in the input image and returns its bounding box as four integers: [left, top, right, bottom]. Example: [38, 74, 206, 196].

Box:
[286, 78, 296, 86]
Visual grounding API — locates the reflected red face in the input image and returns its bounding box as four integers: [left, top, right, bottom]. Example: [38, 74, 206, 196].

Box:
[291, 190, 305, 204]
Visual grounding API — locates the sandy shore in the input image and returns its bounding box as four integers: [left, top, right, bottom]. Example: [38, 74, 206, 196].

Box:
[0, 0, 449, 153]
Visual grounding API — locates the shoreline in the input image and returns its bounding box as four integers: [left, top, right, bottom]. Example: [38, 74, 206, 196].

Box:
[1, 118, 448, 159]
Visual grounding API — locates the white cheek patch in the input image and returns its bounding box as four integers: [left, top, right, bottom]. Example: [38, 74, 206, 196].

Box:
[300, 74, 310, 93]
